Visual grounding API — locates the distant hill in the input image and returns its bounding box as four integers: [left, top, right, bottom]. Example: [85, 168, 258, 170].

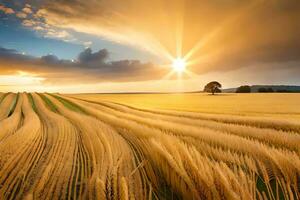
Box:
[222, 85, 300, 93]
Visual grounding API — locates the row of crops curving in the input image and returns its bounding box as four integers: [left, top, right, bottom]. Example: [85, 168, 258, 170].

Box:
[0, 92, 299, 200]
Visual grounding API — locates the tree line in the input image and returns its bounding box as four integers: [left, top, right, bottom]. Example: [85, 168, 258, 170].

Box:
[235, 86, 292, 93]
[203, 82, 297, 94]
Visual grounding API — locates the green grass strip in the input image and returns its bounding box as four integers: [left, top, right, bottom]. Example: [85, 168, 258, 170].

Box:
[28, 93, 38, 113]
[38, 93, 59, 113]
[8, 93, 19, 117]
[48, 93, 86, 114]
[0, 92, 10, 105]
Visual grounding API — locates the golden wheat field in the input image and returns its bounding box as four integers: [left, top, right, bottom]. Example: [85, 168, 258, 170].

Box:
[0, 92, 299, 200]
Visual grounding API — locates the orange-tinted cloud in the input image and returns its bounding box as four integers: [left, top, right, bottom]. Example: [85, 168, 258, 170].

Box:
[37, 0, 300, 73]
[16, 11, 27, 18]
[0, 4, 14, 14]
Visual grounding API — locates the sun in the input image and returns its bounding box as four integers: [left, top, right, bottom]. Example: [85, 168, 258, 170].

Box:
[172, 58, 186, 72]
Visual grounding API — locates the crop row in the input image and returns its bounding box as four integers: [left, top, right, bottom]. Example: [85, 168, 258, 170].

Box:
[0, 93, 299, 199]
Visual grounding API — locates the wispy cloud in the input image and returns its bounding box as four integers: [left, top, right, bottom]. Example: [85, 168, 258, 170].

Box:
[22, 7, 32, 14]
[16, 11, 27, 18]
[0, 2, 93, 48]
[22, 19, 36, 27]
[0, 4, 15, 14]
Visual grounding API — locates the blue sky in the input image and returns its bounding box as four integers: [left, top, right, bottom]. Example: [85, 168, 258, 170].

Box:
[0, 21, 82, 59]
[0, 2, 158, 62]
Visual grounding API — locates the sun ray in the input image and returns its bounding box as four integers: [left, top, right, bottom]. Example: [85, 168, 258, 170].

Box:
[184, 69, 199, 79]
[152, 39, 175, 61]
[162, 70, 176, 80]
[183, 1, 261, 62]
[186, 53, 215, 67]
[175, 6, 184, 58]
[183, 26, 222, 61]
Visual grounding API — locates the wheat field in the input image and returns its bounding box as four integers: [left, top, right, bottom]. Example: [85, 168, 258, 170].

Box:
[0, 92, 299, 200]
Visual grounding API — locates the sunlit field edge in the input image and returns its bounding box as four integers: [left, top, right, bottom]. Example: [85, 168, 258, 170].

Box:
[68, 93, 300, 120]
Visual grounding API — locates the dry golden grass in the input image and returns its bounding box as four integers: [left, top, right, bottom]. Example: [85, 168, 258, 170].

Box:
[0, 92, 299, 199]
[69, 93, 300, 120]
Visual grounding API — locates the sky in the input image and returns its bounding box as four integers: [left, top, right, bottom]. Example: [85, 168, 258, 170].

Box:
[0, 0, 299, 93]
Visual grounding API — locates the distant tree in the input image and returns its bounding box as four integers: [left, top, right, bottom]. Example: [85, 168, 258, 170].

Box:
[204, 81, 222, 95]
[258, 88, 267, 93]
[236, 85, 251, 93]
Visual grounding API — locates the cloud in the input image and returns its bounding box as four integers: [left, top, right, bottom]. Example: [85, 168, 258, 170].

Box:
[22, 19, 36, 27]
[20, 18, 74, 42]
[17, 9, 75, 42]
[0, 4, 15, 14]
[16, 12, 27, 18]
[0, 47, 166, 84]
[78, 48, 108, 64]
[83, 41, 92, 48]
[22, 7, 32, 14]
[44, 29, 72, 40]
[36, 0, 300, 74]
[13, 4, 94, 47]
[33, 26, 45, 31]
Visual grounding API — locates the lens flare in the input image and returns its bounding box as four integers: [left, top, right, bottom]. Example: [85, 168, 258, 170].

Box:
[172, 58, 186, 72]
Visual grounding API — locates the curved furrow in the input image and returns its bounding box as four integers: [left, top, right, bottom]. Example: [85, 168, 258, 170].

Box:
[54, 96, 216, 199]
[66, 98, 300, 154]
[112, 128, 170, 199]
[152, 133, 259, 174]
[63, 97, 239, 198]
[46, 94, 147, 199]
[93, 101, 300, 152]
[38, 93, 92, 200]
[63, 96, 300, 165]
[0, 92, 298, 199]
[76, 98, 300, 133]
[29, 93, 77, 200]
[0, 95, 42, 199]
[0, 94, 23, 143]
[45, 94, 96, 198]
[60, 95, 300, 198]
[49, 123, 78, 200]
[0, 93, 41, 199]
[0, 93, 16, 121]
[58, 94, 147, 200]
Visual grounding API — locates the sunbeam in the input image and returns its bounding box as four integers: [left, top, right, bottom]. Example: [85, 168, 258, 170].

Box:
[183, 1, 261, 62]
